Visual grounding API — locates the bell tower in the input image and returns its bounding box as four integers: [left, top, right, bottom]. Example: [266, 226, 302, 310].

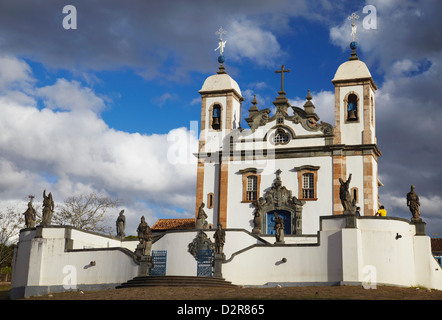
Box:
[330, 14, 381, 216]
[195, 27, 244, 227]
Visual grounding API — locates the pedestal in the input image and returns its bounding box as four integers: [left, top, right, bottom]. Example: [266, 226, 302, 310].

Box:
[412, 220, 426, 236]
[213, 253, 225, 278]
[138, 255, 152, 277]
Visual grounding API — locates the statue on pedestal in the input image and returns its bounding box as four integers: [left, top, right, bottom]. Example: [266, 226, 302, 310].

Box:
[273, 212, 285, 244]
[214, 223, 225, 255]
[407, 185, 422, 222]
[41, 190, 54, 227]
[116, 209, 126, 238]
[339, 174, 356, 214]
[23, 201, 36, 229]
[136, 216, 152, 257]
[195, 202, 208, 229]
[252, 198, 264, 234]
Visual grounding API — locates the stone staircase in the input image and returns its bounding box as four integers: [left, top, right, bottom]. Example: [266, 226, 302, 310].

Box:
[116, 275, 238, 289]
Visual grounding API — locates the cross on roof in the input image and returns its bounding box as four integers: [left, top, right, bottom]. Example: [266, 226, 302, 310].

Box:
[348, 12, 359, 42]
[215, 27, 227, 56]
[275, 65, 291, 93]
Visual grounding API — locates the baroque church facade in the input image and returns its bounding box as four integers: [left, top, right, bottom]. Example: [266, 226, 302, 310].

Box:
[12, 34, 442, 299]
[195, 46, 381, 237]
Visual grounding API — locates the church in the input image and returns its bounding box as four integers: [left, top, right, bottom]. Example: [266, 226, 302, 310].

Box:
[195, 39, 380, 239]
[9, 27, 442, 299]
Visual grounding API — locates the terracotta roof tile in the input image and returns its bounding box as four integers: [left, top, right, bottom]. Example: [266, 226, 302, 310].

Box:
[431, 238, 442, 252]
[152, 218, 195, 231]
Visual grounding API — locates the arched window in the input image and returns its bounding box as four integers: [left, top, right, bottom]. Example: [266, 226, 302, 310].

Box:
[212, 104, 221, 130]
[347, 93, 358, 121]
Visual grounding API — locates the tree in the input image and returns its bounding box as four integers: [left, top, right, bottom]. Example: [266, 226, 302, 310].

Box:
[0, 208, 23, 268]
[54, 193, 120, 234]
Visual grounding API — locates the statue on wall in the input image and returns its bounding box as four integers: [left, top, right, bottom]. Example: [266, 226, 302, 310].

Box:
[273, 212, 285, 244]
[116, 209, 126, 238]
[407, 185, 422, 222]
[252, 197, 264, 234]
[195, 202, 208, 229]
[136, 216, 152, 244]
[41, 190, 54, 227]
[214, 223, 226, 255]
[23, 201, 36, 229]
[339, 174, 356, 214]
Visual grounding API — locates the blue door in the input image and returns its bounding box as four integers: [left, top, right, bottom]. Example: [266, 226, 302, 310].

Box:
[197, 249, 213, 277]
[151, 250, 167, 276]
[267, 210, 291, 235]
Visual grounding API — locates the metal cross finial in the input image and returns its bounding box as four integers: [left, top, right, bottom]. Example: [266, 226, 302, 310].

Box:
[275, 65, 291, 93]
[215, 27, 227, 56]
[348, 12, 359, 42]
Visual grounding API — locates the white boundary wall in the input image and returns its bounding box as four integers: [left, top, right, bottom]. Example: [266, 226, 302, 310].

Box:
[10, 226, 139, 299]
[10, 215, 442, 298]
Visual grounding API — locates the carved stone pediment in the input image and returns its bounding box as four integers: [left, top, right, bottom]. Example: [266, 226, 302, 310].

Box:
[188, 231, 215, 261]
[244, 98, 334, 136]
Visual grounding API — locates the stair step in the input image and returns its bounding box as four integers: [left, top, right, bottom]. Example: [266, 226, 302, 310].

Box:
[116, 276, 237, 289]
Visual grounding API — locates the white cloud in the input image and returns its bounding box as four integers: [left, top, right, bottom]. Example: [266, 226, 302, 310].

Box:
[0, 57, 198, 233]
[289, 90, 334, 124]
[227, 16, 284, 67]
[37, 78, 107, 113]
[0, 56, 34, 90]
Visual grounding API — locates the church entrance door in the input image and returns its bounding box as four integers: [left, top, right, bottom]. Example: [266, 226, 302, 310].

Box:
[267, 210, 291, 235]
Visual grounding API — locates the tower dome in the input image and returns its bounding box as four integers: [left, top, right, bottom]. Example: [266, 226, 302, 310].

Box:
[199, 72, 242, 97]
[332, 59, 372, 82]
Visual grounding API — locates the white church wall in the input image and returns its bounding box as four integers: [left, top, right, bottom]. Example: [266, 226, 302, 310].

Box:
[301, 156, 334, 234]
[202, 162, 217, 226]
[152, 231, 199, 276]
[225, 156, 333, 235]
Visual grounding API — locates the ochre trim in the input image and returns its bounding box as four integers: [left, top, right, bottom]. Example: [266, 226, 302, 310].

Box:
[297, 169, 318, 201]
[195, 161, 205, 218]
[241, 172, 261, 203]
[333, 154, 347, 215]
[218, 162, 229, 227]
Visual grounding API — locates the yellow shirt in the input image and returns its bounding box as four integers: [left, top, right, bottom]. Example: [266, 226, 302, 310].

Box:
[377, 209, 387, 217]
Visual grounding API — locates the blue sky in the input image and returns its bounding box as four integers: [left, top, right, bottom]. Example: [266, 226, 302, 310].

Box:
[0, 0, 441, 236]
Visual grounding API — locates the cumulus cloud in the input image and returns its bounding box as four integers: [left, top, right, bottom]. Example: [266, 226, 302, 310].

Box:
[0, 56, 198, 232]
[227, 17, 284, 67]
[289, 90, 335, 124]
